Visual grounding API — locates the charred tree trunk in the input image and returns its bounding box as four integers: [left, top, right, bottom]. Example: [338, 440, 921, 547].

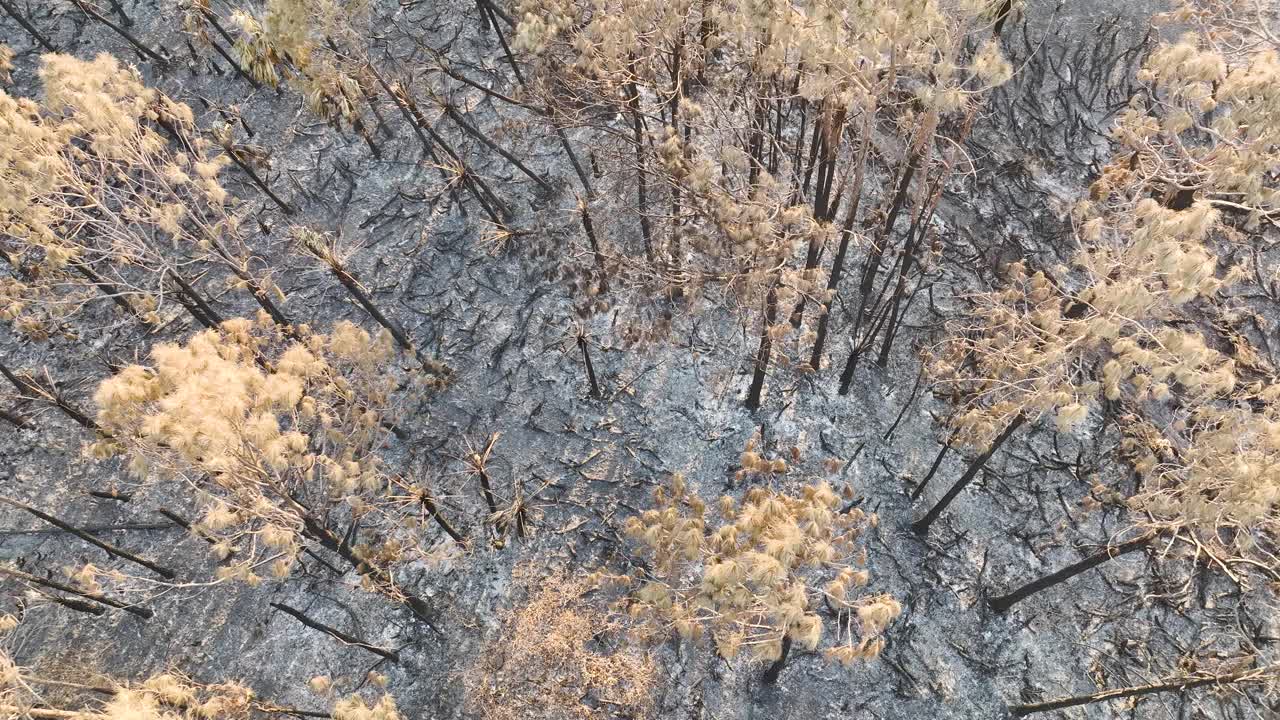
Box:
[368, 67, 507, 225]
[577, 331, 602, 399]
[270, 602, 400, 661]
[838, 141, 924, 392]
[912, 415, 1025, 535]
[219, 141, 296, 215]
[167, 269, 224, 328]
[102, 0, 131, 25]
[745, 285, 779, 411]
[481, 1, 592, 196]
[0, 496, 175, 579]
[0, 0, 56, 51]
[72, 0, 168, 65]
[155, 507, 229, 555]
[624, 77, 654, 261]
[807, 111, 872, 371]
[989, 532, 1155, 613]
[910, 432, 955, 501]
[440, 102, 551, 193]
[208, 242, 293, 328]
[0, 565, 151, 618]
[1009, 663, 1276, 717]
[298, 514, 437, 625]
[882, 364, 925, 443]
[418, 484, 466, 546]
[69, 260, 144, 319]
[578, 197, 606, 275]
[196, 9, 260, 89]
[0, 361, 98, 431]
[311, 253, 420, 363]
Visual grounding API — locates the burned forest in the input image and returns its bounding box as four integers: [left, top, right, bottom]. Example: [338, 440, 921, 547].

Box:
[2, 0, 1280, 718]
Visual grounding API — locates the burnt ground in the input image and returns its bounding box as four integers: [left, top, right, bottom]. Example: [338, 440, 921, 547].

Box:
[1, 1, 1275, 719]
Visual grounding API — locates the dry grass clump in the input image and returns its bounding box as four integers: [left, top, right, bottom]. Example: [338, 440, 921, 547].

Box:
[463, 568, 657, 720]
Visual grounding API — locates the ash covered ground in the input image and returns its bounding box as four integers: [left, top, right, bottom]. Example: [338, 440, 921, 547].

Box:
[1, 1, 1272, 718]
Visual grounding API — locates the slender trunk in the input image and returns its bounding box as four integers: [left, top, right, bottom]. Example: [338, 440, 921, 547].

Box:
[353, 115, 382, 158]
[472, 0, 491, 30]
[419, 486, 466, 546]
[863, 124, 929, 304]
[577, 332, 601, 399]
[789, 99, 808, 195]
[0, 0, 56, 51]
[156, 507, 230, 555]
[882, 364, 925, 443]
[578, 197, 606, 275]
[989, 533, 1155, 613]
[374, 71, 507, 224]
[475, 0, 514, 28]
[849, 135, 924, 345]
[441, 103, 551, 193]
[624, 77, 654, 260]
[356, 81, 392, 138]
[48, 594, 107, 616]
[477, 469, 499, 517]
[745, 285, 779, 411]
[911, 433, 954, 501]
[0, 360, 98, 431]
[808, 112, 873, 370]
[270, 602, 400, 661]
[0, 565, 152, 618]
[102, 0, 131, 25]
[299, 514, 437, 626]
[198, 10, 260, 89]
[319, 258, 415, 357]
[790, 107, 847, 328]
[168, 285, 219, 329]
[747, 84, 767, 186]
[876, 110, 969, 367]
[992, 0, 1016, 38]
[482, 3, 592, 196]
[838, 242, 912, 393]
[167, 269, 224, 327]
[364, 64, 449, 182]
[0, 496, 175, 579]
[236, 271, 292, 329]
[873, 212, 930, 368]
[665, 39, 688, 272]
[801, 101, 825, 197]
[208, 241, 293, 328]
[1009, 663, 1276, 717]
[73, 0, 168, 65]
[69, 260, 140, 318]
[87, 489, 131, 502]
[912, 415, 1025, 535]
[813, 108, 846, 222]
[219, 141, 296, 214]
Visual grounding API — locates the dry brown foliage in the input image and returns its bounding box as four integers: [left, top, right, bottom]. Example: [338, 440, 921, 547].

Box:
[463, 568, 657, 720]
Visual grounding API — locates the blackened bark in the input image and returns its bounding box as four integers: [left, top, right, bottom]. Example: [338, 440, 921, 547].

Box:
[0, 565, 152, 618]
[745, 285, 779, 411]
[912, 415, 1025, 535]
[0, 0, 56, 51]
[0, 496, 175, 579]
[270, 602, 400, 661]
[988, 533, 1155, 613]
